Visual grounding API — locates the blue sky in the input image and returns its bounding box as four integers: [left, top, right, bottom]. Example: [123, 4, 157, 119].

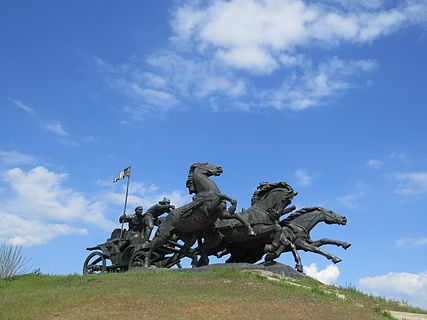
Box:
[1, 0, 427, 309]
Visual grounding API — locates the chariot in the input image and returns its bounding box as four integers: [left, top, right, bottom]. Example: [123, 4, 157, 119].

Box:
[82, 228, 188, 274]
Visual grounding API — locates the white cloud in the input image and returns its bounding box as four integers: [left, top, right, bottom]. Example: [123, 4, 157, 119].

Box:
[386, 152, 410, 165]
[366, 152, 411, 169]
[337, 193, 360, 208]
[0, 213, 87, 247]
[0, 166, 113, 229]
[107, 53, 374, 113]
[0, 164, 193, 246]
[326, 0, 386, 11]
[396, 236, 427, 248]
[172, 0, 315, 73]
[100, 181, 191, 213]
[260, 57, 376, 110]
[366, 159, 382, 169]
[404, 0, 427, 25]
[92, 54, 248, 117]
[171, 0, 425, 73]
[294, 169, 317, 186]
[136, 72, 168, 89]
[146, 53, 247, 99]
[0, 150, 36, 165]
[91, 56, 183, 118]
[45, 121, 70, 136]
[90, 1, 427, 115]
[168, 0, 424, 110]
[8, 98, 35, 114]
[115, 79, 179, 109]
[359, 270, 427, 309]
[337, 184, 366, 208]
[304, 263, 340, 284]
[394, 172, 427, 194]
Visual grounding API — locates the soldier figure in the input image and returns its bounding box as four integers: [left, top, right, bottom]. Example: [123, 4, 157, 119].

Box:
[117, 206, 146, 250]
[142, 198, 175, 242]
[119, 206, 145, 235]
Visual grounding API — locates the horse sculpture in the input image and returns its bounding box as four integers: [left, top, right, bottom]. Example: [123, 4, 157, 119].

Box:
[87, 163, 351, 273]
[142, 162, 252, 267]
[196, 182, 350, 272]
[234, 206, 350, 272]
[271, 207, 351, 267]
[196, 182, 301, 267]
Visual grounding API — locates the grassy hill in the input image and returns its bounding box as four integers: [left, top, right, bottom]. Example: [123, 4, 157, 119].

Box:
[1, 268, 426, 320]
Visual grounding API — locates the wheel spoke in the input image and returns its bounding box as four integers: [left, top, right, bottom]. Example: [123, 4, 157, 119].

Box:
[91, 257, 102, 264]
[83, 252, 106, 274]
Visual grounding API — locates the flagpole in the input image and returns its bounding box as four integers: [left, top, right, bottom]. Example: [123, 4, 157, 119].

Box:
[120, 166, 131, 238]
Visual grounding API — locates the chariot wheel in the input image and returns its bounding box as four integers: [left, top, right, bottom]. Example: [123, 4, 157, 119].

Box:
[128, 250, 147, 269]
[83, 251, 107, 274]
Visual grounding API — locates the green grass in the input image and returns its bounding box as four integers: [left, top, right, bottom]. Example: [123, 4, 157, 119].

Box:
[1, 269, 425, 320]
[336, 282, 427, 315]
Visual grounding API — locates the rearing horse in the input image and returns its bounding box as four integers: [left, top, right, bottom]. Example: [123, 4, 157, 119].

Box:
[144, 162, 247, 267]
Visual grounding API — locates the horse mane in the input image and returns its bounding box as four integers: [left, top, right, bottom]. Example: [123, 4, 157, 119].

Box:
[283, 206, 322, 222]
[251, 182, 294, 206]
[185, 162, 207, 194]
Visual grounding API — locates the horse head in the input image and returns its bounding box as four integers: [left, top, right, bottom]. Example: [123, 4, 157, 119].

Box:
[319, 207, 347, 225]
[190, 162, 223, 176]
[186, 162, 223, 194]
[283, 207, 347, 232]
[251, 182, 296, 214]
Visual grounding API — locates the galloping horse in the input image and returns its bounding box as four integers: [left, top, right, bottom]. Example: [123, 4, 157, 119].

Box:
[196, 182, 299, 266]
[263, 207, 351, 271]
[144, 162, 246, 267]
[211, 206, 350, 272]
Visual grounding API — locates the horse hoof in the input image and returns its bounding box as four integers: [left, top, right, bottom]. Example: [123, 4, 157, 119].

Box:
[296, 265, 303, 273]
[273, 250, 282, 258]
[332, 258, 342, 264]
[265, 254, 275, 262]
[264, 244, 274, 253]
[248, 230, 256, 237]
[343, 243, 351, 250]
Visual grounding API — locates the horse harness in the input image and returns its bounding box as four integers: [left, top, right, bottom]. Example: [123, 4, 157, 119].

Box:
[180, 192, 222, 217]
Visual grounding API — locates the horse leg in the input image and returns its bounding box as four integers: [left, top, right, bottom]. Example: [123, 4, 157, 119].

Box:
[225, 244, 247, 263]
[310, 238, 351, 250]
[163, 233, 197, 267]
[145, 215, 175, 267]
[196, 237, 210, 267]
[265, 231, 303, 272]
[218, 193, 237, 214]
[145, 235, 168, 267]
[264, 225, 282, 253]
[295, 239, 342, 264]
[142, 219, 154, 243]
[187, 235, 199, 267]
[221, 211, 256, 237]
[219, 194, 256, 236]
[216, 248, 229, 258]
[198, 226, 225, 263]
[274, 237, 303, 273]
[268, 242, 303, 273]
[289, 242, 303, 272]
